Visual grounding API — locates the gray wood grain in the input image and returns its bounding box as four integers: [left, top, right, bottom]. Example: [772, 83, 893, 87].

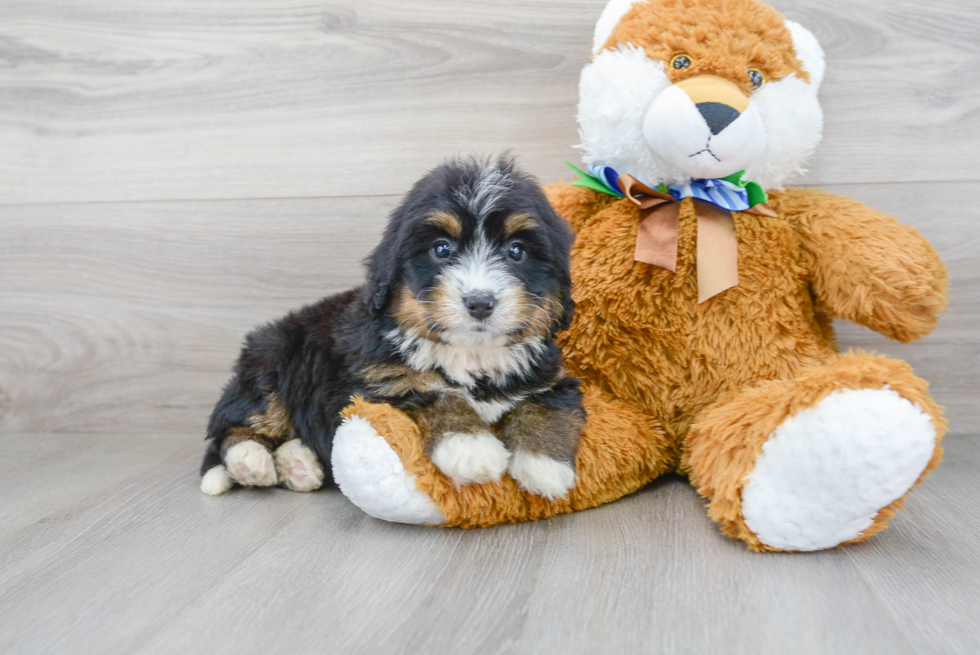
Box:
[1, 432, 978, 654]
[2, 182, 974, 436]
[0, 0, 977, 204]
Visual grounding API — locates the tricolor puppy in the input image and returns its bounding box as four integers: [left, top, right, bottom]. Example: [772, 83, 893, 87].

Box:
[200, 156, 584, 500]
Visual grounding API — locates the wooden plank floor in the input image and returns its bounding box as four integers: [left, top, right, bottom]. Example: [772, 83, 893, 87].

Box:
[0, 432, 977, 655]
[2, 0, 979, 653]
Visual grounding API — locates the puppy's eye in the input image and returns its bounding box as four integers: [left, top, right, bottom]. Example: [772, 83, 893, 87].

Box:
[671, 54, 692, 70]
[748, 68, 767, 90]
[507, 243, 526, 262]
[432, 241, 453, 260]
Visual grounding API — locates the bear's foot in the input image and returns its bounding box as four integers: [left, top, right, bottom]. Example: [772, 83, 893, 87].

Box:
[687, 351, 946, 552]
[332, 415, 445, 525]
[741, 388, 936, 551]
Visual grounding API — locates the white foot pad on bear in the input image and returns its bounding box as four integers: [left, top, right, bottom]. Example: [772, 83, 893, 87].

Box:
[509, 451, 576, 500]
[741, 388, 937, 551]
[275, 439, 325, 492]
[225, 440, 278, 487]
[430, 432, 511, 488]
[331, 416, 445, 525]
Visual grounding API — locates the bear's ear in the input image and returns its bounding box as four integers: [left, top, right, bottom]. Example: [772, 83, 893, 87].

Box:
[592, 0, 644, 55]
[785, 20, 826, 92]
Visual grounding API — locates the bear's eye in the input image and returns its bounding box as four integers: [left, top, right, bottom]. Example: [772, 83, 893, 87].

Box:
[671, 54, 692, 70]
[748, 68, 767, 90]
[432, 240, 453, 260]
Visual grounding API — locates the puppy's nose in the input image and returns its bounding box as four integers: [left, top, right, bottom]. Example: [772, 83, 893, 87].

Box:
[464, 293, 495, 320]
[696, 102, 740, 135]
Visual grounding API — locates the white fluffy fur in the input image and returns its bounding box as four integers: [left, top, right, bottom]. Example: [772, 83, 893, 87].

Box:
[454, 160, 513, 220]
[225, 440, 278, 487]
[785, 20, 826, 90]
[578, 45, 681, 184]
[441, 236, 528, 337]
[430, 431, 511, 487]
[643, 84, 768, 181]
[578, 13, 825, 191]
[508, 452, 576, 500]
[741, 388, 937, 551]
[742, 73, 824, 191]
[461, 392, 522, 424]
[200, 465, 234, 496]
[274, 439, 325, 492]
[332, 415, 445, 525]
[391, 327, 548, 389]
[592, 0, 645, 55]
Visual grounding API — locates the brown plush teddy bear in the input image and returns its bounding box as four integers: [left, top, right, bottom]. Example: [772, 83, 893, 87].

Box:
[329, 0, 949, 551]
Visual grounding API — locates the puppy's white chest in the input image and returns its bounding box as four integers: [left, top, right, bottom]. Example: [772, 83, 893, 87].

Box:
[461, 394, 522, 424]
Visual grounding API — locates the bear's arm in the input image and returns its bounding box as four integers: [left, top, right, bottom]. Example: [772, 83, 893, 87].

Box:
[771, 187, 949, 343]
[544, 182, 618, 233]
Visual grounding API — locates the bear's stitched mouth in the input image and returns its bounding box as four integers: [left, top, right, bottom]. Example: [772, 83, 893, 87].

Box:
[689, 142, 722, 163]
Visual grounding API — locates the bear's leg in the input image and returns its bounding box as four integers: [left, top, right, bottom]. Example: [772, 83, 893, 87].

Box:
[685, 351, 946, 552]
[331, 386, 673, 528]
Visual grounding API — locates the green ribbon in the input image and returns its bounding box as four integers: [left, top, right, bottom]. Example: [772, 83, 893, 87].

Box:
[565, 161, 624, 197]
[719, 170, 769, 207]
[566, 161, 768, 208]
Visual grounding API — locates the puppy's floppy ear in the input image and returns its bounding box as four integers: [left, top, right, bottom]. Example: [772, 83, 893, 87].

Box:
[363, 217, 402, 316]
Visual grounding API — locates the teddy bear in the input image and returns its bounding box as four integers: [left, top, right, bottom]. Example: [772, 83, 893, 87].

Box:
[328, 0, 949, 552]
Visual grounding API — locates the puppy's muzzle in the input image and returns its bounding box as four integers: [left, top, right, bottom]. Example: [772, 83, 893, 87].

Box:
[464, 293, 495, 320]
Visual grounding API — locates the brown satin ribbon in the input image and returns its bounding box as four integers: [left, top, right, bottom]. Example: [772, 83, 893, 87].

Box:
[622, 174, 776, 303]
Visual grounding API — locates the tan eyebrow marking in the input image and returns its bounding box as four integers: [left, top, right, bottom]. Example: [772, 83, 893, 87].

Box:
[504, 212, 539, 238]
[424, 211, 463, 238]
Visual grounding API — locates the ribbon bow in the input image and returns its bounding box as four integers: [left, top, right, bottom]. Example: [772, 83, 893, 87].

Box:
[566, 162, 777, 303]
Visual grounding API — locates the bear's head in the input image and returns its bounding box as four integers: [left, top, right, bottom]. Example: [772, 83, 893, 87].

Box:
[578, 0, 825, 191]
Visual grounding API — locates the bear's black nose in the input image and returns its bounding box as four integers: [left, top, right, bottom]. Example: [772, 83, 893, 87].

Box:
[464, 293, 495, 320]
[696, 102, 741, 135]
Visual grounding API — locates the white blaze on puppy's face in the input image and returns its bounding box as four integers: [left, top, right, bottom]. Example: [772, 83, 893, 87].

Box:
[437, 236, 527, 345]
[578, 0, 825, 190]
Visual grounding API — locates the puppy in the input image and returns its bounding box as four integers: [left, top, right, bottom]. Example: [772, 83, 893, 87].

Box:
[200, 156, 585, 500]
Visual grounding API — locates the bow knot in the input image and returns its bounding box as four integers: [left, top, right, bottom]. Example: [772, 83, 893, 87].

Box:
[566, 162, 777, 303]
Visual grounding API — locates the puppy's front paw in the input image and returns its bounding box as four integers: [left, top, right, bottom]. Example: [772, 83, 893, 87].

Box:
[225, 440, 278, 487]
[274, 439, 325, 492]
[508, 451, 576, 500]
[431, 432, 511, 487]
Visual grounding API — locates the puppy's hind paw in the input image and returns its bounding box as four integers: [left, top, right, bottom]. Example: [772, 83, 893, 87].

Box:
[431, 432, 510, 487]
[201, 465, 234, 496]
[275, 439, 325, 492]
[225, 440, 278, 487]
[508, 452, 576, 500]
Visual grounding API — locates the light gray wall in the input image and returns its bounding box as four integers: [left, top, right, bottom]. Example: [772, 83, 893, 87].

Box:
[1, 0, 976, 435]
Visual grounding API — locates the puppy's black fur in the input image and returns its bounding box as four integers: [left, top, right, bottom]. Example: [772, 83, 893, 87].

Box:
[201, 156, 584, 492]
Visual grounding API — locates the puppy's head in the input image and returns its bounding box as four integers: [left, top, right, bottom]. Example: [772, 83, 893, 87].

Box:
[365, 155, 575, 347]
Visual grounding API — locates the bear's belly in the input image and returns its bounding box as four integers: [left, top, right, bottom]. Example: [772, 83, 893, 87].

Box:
[560, 198, 837, 445]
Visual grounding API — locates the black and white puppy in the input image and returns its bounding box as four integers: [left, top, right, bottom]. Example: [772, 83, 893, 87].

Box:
[200, 156, 585, 500]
